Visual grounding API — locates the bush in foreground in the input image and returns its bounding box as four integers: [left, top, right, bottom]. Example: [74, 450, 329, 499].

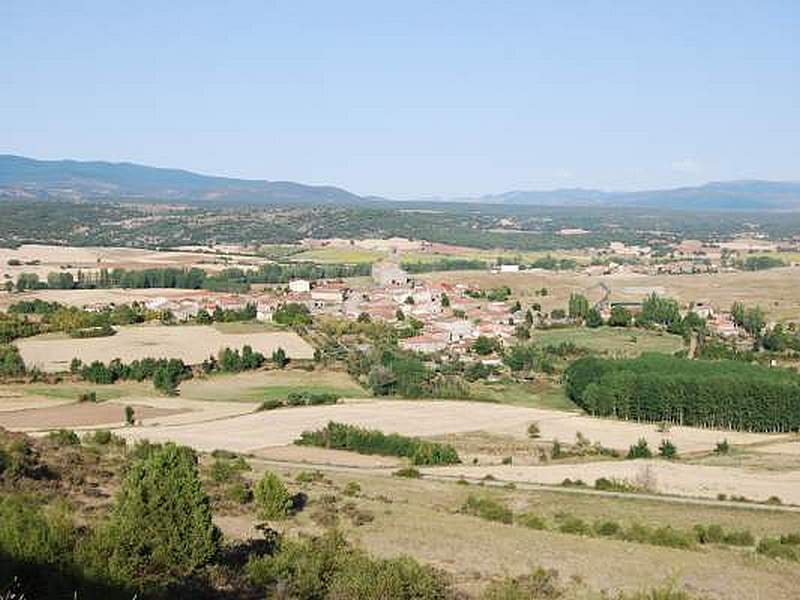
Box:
[88, 443, 221, 591]
[254, 471, 293, 520]
[246, 530, 451, 600]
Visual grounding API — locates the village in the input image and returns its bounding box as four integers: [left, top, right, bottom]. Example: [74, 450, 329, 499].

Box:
[131, 255, 754, 357]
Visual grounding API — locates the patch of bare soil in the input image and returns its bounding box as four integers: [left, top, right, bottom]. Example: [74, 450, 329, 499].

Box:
[0, 402, 186, 430]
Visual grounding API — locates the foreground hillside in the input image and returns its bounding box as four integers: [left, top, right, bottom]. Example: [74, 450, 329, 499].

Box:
[2, 409, 800, 599]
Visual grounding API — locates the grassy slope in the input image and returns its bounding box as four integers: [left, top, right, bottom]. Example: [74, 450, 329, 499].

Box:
[237, 461, 800, 599]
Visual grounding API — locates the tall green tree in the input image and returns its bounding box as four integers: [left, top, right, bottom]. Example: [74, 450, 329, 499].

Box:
[96, 443, 220, 590]
[568, 293, 590, 320]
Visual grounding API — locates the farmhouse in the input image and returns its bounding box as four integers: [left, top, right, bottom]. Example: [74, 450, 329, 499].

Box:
[493, 264, 520, 273]
[310, 285, 346, 305]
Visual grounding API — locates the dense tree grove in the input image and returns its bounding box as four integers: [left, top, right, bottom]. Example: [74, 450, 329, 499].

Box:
[77, 357, 192, 394]
[739, 255, 785, 271]
[638, 293, 681, 328]
[296, 421, 461, 465]
[565, 354, 800, 432]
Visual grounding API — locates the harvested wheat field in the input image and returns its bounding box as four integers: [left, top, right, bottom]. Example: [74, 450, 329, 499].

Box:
[113, 400, 777, 454]
[426, 460, 800, 505]
[0, 287, 214, 310]
[0, 243, 268, 284]
[16, 324, 314, 372]
[422, 265, 800, 320]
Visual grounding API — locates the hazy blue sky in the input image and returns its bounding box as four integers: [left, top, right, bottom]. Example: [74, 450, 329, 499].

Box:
[2, 1, 798, 198]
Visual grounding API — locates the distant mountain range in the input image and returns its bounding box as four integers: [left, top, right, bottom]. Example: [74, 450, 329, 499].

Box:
[472, 181, 800, 211]
[1, 154, 799, 210]
[0, 154, 372, 204]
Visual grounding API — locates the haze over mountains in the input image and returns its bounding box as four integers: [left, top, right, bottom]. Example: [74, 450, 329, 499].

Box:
[1, 154, 799, 211]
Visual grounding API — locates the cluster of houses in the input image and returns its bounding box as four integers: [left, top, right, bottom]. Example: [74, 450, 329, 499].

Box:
[135, 261, 516, 355]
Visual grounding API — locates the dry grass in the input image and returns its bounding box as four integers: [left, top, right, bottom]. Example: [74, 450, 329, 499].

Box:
[225, 461, 800, 600]
[421, 266, 800, 320]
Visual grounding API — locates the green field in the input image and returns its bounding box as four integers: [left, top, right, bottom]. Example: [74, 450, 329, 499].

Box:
[179, 369, 370, 403]
[5, 382, 144, 402]
[401, 248, 589, 265]
[530, 327, 684, 357]
[473, 379, 577, 411]
[211, 321, 283, 334]
[290, 247, 386, 263]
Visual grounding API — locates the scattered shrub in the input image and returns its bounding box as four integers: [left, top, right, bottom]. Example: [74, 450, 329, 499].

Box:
[560, 478, 587, 488]
[714, 439, 730, 454]
[627, 438, 652, 459]
[594, 477, 638, 493]
[461, 495, 513, 524]
[527, 422, 541, 439]
[517, 512, 547, 530]
[393, 467, 421, 479]
[46, 429, 80, 447]
[83, 429, 124, 447]
[757, 535, 800, 561]
[77, 391, 97, 403]
[343, 481, 361, 497]
[254, 471, 293, 521]
[556, 515, 591, 536]
[256, 399, 283, 411]
[224, 482, 253, 505]
[295, 470, 325, 484]
[594, 520, 622, 537]
[482, 567, 564, 600]
[658, 439, 677, 459]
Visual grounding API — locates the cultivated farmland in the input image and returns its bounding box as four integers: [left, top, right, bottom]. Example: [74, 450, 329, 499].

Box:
[15, 324, 314, 372]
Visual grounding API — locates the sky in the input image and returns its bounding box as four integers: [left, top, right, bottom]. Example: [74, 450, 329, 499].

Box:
[1, 1, 798, 198]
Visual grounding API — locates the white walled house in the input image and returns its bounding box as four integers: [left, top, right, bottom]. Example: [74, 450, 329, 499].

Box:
[289, 279, 311, 293]
[400, 335, 448, 354]
[256, 302, 275, 322]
